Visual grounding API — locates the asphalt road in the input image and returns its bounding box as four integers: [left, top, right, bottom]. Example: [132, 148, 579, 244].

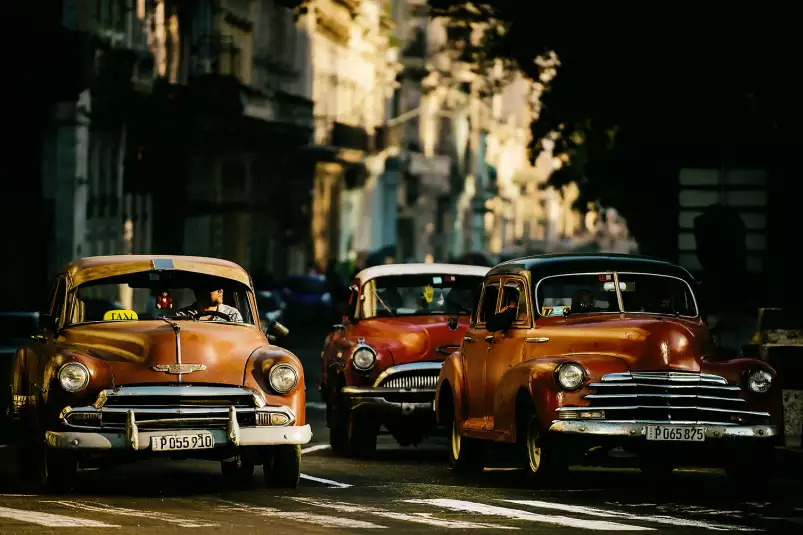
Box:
[0, 325, 801, 534]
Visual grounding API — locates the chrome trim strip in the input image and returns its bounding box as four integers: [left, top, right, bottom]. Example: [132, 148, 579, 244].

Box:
[556, 406, 770, 416]
[584, 393, 745, 402]
[588, 382, 740, 390]
[600, 372, 728, 384]
[372, 361, 443, 387]
[61, 404, 296, 429]
[92, 385, 266, 409]
[549, 420, 777, 438]
[436, 345, 461, 355]
[343, 386, 436, 395]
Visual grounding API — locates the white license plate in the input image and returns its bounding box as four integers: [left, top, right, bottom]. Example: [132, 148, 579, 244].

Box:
[646, 425, 705, 442]
[151, 432, 215, 451]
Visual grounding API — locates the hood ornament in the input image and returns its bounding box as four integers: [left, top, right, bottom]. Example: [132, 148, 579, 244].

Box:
[151, 363, 207, 375]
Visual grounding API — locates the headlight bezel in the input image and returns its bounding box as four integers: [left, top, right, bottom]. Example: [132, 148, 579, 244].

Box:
[268, 363, 299, 394]
[58, 362, 91, 393]
[351, 345, 377, 372]
[555, 362, 586, 391]
[745, 368, 773, 394]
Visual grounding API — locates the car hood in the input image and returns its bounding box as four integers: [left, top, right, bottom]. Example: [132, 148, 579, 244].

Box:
[59, 321, 266, 386]
[356, 315, 470, 365]
[555, 314, 713, 373]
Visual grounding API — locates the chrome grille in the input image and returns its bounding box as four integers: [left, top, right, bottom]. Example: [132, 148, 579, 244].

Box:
[380, 374, 439, 389]
[562, 371, 770, 425]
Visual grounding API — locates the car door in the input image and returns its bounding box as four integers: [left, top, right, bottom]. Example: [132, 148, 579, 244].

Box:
[461, 277, 501, 429]
[485, 277, 532, 431]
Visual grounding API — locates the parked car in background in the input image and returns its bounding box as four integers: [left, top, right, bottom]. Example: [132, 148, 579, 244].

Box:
[322, 263, 489, 457]
[5, 255, 310, 491]
[256, 290, 287, 332]
[282, 275, 332, 324]
[437, 253, 782, 484]
[0, 311, 40, 431]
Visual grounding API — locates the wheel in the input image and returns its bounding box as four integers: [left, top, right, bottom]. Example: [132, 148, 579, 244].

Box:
[447, 404, 484, 473]
[263, 445, 301, 489]
[221, 456, 255, 487]
[20, 437, 78, 493]
[519, 410, 568, 480]
[329, 401, 377, 458]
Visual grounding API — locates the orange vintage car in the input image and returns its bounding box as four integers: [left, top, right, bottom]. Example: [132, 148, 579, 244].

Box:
[436, 254, 782, 482]
[322, 264, 489, 456]
[5, 255, 310, 491]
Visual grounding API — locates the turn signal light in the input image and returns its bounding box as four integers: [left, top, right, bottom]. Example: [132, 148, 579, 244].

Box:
[560, 410, 605, 420]
[256, 412, 290, 426]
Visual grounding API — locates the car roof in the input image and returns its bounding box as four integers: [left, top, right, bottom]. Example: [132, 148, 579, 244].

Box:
[354, 263, 490, 284]
[487, 253, 696, 284]
[59, 255, 252, 288]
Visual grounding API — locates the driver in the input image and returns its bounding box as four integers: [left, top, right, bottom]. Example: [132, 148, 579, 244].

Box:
[572, 289, 597, 311]
[177, 286, 243, 322]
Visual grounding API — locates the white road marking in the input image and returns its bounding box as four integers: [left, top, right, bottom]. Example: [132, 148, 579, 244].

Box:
[505, 500, 758, 532]
[46, 500, 217, 528]
[292, 498, 516, 529]
[210, 500, 385, 529]
[405, 499, 653, 531]
[300, 473, 353, 488]
[306, 402, 327, 410]
[0, 505, 118, 527]
[301, 444, 331, 454]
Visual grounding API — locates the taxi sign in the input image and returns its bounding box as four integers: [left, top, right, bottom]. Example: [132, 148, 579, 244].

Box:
[423, 285, 435, 303]
[541, 305, 570, 317]
[103, 309, 139, 321]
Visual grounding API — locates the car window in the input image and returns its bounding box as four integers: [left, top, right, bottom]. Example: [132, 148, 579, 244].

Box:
[50, 278, 67, 327]
[477, 281, 500, 324]
[503, 279, 529, 323]
[360, 274, 484, 319]
[617, 273, 698, 317]
[67, 270, 255, 325]
[535, 274, 617, 317]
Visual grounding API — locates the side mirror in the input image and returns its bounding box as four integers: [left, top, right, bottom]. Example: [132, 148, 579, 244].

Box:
[447, 317, 458, 331]
[266, 320, 290, 338]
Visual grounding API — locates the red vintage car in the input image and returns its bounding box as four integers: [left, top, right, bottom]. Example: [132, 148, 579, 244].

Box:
[436, 254, 782, 482]
[321, 264, 489, 456]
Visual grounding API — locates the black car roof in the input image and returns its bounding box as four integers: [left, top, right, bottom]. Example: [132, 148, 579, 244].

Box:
[487, 253, 697, 284]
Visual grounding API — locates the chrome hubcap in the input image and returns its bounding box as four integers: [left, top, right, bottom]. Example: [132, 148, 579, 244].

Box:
[527, 418, 542, 473]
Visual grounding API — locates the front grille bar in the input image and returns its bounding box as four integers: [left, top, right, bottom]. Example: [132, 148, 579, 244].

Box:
[557, 405, 769, 416]
[585, 393, 745, 402]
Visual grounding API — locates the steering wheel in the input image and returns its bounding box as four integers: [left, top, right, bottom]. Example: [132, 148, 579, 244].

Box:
[192, 309, 232, 321]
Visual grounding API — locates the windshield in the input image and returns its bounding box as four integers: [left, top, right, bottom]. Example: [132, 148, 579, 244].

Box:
[536, 273, 697, 318]
[68, 270, 255, 325]
[361, 274, 483, 319]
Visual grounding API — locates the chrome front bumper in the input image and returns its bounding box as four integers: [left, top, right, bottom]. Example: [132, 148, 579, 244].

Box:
[549, 420, 778, 439]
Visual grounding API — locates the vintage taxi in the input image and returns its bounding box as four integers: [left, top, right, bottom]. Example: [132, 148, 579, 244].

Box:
[5, 255, 310, 491]
[322, 263, 489, 456]
[436, 254, 782, 482]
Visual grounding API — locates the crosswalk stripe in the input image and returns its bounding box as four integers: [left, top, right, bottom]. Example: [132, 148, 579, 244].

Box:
[0, 505, 118, 527]
[404, 499, 654, 531]
[46, 500, 217, 528]
[300, 473, 352, 488]
[505, 500, 758, 532]
[210, 500, 386, 529]
[292, 497, 517, 529]
[301, 444, 331, 454]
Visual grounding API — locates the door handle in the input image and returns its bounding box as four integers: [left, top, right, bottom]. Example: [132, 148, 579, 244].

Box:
[484, 335, 495, 343]
[526, 337, 550, 343]
[463, 336, 474, 343]
[30, 334, 45, 342]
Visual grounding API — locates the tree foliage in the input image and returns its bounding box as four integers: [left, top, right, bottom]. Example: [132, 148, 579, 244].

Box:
[426, 2, 798, 255]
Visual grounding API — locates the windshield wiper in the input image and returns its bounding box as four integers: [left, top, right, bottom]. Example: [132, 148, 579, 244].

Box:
[372, 289, 395, 317]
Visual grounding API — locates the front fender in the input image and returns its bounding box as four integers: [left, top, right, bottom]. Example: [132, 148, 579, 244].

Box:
[243, 346, 306, 426]
[435, 351, 465, 426]
[494, 354, 630, 441]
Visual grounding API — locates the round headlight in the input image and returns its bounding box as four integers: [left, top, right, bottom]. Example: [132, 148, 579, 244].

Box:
[747, 369, 772, 393]
[352, 346, 376, 371]
[59, 362, 90, 393]
[268, 363, 298, 394]
[556, 362, 585, 391]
